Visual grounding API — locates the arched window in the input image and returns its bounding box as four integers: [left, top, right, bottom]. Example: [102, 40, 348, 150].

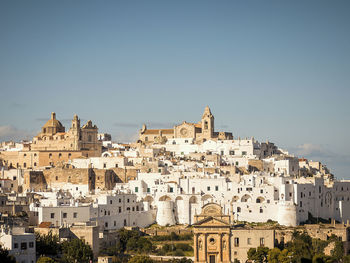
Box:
[34, 162, 37, 167]
[88, 135, 92, 142]
[204, 121, 208, 129]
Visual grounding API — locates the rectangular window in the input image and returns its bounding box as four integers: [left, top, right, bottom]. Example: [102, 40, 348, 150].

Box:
[207, 186, 211, 191]
[147, 188, 150, 193]
[247, 238, 252, 245]
[234, 237, 239, 247]
[229, 150, 235, 155]
[50, 213, 55, 219]
[119, 198, 122, 203]
[242, 151, 247, 156]
[21, 242, 27, 250]
[260, 238, 265, 246]
[119, 207, 122, 213]
[73, 212, 77, 218]
[14, 243, 18, 249]
[29, 242, 34, 248]
[135, 187, 138, 193]
[63, 213, 67, 218]
[215, 186, 219, 191]
[169, 187, 173, 193]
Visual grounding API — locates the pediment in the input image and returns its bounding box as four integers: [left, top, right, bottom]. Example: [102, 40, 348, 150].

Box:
[194, 216, 230, 227]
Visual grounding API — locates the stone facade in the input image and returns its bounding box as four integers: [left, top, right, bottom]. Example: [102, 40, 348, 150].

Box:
[194, 203, 350, 263]
[138, 106, 233, 145]
[0, 112, 102, 168]
[193, 203, 232, 263]
[23, 167, 123, 193]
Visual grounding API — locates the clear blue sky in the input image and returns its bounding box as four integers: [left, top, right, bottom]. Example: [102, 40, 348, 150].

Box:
[0, 0, 349, 178]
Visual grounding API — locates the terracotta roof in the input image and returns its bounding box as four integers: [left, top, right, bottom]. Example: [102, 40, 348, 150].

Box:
[38, 222, 53, 228]
[144, 129, 174, 135]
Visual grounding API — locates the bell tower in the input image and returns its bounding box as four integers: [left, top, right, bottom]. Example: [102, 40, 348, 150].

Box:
[70, 114, 81, 150]
[201, 106, 214, 139]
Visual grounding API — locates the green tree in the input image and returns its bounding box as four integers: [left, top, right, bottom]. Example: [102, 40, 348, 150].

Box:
[116, 229, 141, 254]
[247, 247, 269, 263]
[37, 256, 57, 263]
[61, 238, 93, 263]
[128, 255, 154, 263]
[36, 231, 61, 256]
[312, 239, 328, 255]
[0, 245, 16, 263]
[331, 240, 344, 262]
[267, 247, 281, 263]
[285, 231, 313, 262]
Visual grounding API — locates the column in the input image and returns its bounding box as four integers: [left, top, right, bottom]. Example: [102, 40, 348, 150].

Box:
[204, 233, 207, 262]
[194, 233, 199, 262]
[220, 233, 223, 262]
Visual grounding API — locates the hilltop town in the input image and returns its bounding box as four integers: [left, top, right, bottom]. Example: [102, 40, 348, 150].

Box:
[0, 107, 349, 263]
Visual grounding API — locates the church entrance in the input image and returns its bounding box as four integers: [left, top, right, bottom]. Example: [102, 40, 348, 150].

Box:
[209, 255, 216, 263]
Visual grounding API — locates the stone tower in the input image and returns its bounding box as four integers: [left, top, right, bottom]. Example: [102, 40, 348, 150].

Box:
[70, 114, 81, 150]
[201, 106, 214, 139]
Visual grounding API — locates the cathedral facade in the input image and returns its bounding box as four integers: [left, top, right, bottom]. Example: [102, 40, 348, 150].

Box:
[0, 112, 101, 168]
[138, 106, 233, 145]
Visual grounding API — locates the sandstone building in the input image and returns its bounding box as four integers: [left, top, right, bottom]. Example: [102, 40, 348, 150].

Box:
[0, 112, 102, 168]
[138, 106, 233, 145]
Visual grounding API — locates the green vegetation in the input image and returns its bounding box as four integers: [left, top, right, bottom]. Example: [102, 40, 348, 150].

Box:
[61, 238, 93, 263]
[0, 245, 16, 263]
[35, 232, 93, 263]
[100, 228, 193, 262]
[36, 231, 60, 257]
[248, 231, 346, 263]
[157, 243, 193, 256]
[150, 232, 193, 241]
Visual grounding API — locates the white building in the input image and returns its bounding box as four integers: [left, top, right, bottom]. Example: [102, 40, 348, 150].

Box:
[0, 226, 36, 263]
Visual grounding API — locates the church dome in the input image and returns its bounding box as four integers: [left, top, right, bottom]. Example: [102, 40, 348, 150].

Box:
[42, 112, 65, 134]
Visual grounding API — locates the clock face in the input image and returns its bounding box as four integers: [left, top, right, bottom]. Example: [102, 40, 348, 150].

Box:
[180, 128, 188, 136]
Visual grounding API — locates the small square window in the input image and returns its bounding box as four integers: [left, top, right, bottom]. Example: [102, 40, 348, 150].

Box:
[21, 242, 27, 250]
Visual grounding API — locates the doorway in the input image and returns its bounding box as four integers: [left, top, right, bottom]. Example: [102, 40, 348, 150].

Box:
[209, 255, 216, 263]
